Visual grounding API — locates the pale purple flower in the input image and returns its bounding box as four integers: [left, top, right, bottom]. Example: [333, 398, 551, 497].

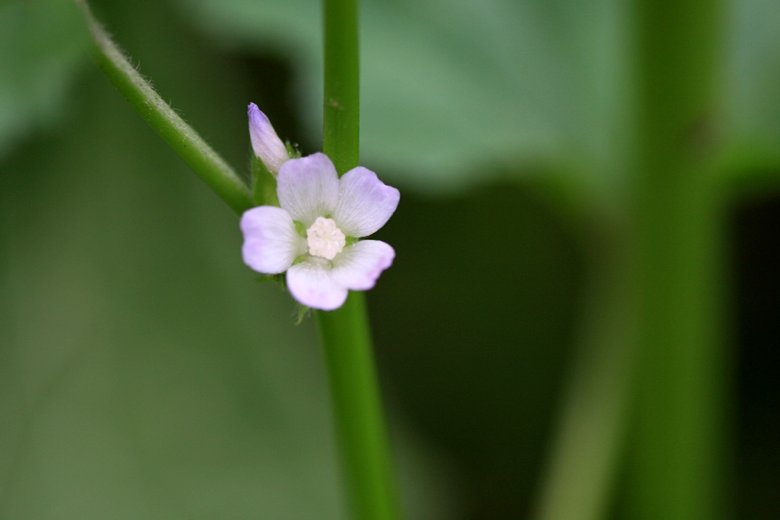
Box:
[248, 102, 290, 175]
[241, 153, 399, 310]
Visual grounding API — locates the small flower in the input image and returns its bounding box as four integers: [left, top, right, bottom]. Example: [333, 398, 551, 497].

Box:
[248, 102, 290, 175]
[241, 153, 399, 310]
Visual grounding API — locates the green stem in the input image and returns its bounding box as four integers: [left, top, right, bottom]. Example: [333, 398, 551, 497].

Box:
[75, 0, 252, 215]
[629, 0, 727, 518]
[317, 295, 399, 520]
[531, 229, 635, 520]
[322, 0, 360, 171]
[317, 0, 400, 519]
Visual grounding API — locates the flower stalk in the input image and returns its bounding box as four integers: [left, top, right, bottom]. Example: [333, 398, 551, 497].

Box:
[75, 0, 252, 215]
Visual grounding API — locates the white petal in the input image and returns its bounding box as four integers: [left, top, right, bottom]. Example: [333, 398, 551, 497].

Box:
[333, 167, 400, 237]
[286, 259, 348, 310]
[241, 206, 306, 274]
[331, 240, 395, 291]
[248, 103, 289, 174]
[277, 153, 339, 226]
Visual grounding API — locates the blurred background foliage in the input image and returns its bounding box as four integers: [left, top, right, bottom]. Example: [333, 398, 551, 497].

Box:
[0, 0, 778, 519]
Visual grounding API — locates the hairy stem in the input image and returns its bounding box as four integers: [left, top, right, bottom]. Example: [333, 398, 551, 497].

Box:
[76, 0, 252, 214]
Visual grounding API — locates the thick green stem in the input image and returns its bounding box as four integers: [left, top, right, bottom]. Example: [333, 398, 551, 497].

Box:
[317, 295, 399, 520]
[629, 0, 727, 518]
[317, 0, 400, 519]
[76, 0, 252, 215]
[322, 0, 359, 171]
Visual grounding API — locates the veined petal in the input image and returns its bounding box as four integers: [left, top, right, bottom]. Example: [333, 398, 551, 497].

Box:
[248, 103, 289, 174]
[241, 206, 306, 274]
[331, 240, 395, 291]
[277, 153, 339, 227]
[333, 167, 400, 237]
[286, 258, 348, 310]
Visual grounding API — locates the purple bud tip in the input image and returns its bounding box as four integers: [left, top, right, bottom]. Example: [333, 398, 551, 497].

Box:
[247, 102, 269, 124]
[247, 101, 289, 174]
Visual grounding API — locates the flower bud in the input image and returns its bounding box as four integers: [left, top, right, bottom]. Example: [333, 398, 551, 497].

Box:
[248, 102, 289, 175]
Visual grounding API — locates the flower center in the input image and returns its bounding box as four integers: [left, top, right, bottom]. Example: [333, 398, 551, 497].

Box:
[306, 217, 346, 260]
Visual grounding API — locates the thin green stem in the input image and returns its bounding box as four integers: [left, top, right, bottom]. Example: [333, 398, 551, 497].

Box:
[75, 0, 252, 215]
[531, 230, 635, 520]
[628, 0, 728, 518]
[317, 0, 400, 519]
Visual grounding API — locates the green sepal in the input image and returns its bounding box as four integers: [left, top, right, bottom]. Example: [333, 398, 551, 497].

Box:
[294, 304, 311, 325]
[285, 141, 302, 159]
[250, 156, 279, 207]
[254, 273, 286, 289]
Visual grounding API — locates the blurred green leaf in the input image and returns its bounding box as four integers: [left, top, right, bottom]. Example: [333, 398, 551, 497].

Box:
[0, 0, 88, 159]
[718, 0, 780, 198]
[175, 0, 627, 193]
[176, 0, 780, 194]
[728, 0, 780, 150]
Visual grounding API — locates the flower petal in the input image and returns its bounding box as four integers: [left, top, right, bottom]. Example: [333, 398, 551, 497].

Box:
[277, 153, 339, 227]
[331, 240, 395, 291]
[241, 206, 306, 274]
[286, 259, 348, 310]
[248, 103, 289, 174]
[333, 167, 400, 237]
